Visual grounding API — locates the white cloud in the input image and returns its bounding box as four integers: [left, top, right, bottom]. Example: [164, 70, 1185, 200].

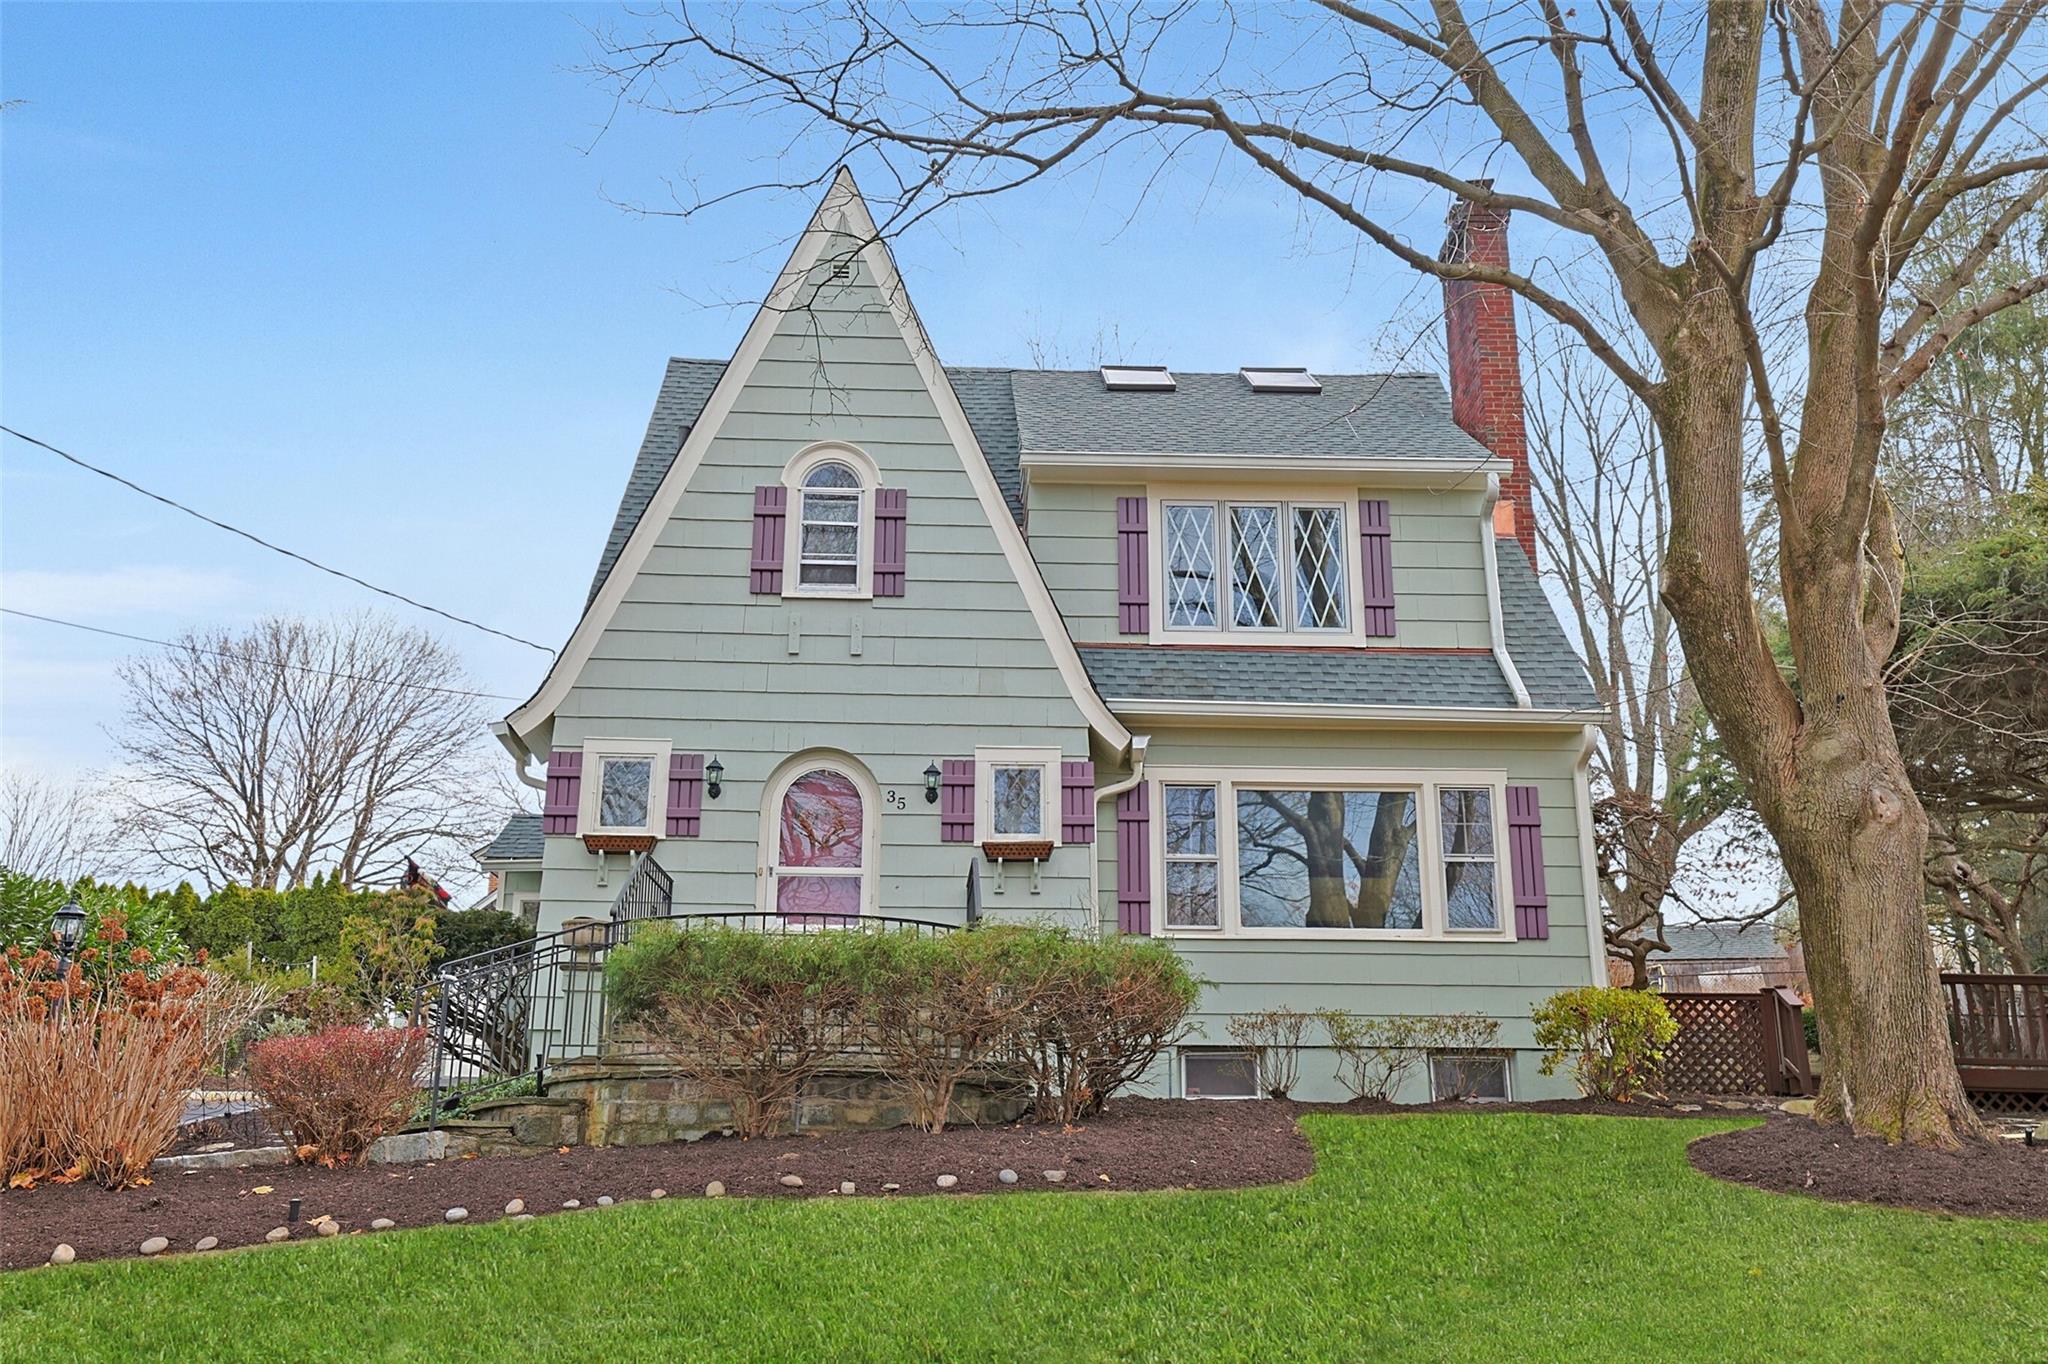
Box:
[1, 565, 256, 620]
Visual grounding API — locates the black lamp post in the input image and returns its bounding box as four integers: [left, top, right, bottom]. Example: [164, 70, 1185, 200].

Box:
[924, 761, 943, 804]
[51, 895, 88, 977]
[705, 757, 724, 801]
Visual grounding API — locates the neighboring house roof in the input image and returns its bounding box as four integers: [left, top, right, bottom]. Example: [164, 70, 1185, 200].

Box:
[477, 813, 544, 864]
[580, 358, 1597, 716]
[1657, 922, 1791, 963]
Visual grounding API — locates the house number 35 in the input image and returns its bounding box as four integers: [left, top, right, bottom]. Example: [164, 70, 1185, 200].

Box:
[883, 790, 909, 811]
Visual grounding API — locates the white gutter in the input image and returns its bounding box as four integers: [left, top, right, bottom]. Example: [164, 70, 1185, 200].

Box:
[1478, 477, 1533, 708]
[492, 721, 549, 792]
[1088, 735, 1149, 935]
[1574, 724, 1607, 986]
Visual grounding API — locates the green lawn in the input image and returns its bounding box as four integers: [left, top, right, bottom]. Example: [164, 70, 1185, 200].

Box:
[2, 1115, 2041, 1362]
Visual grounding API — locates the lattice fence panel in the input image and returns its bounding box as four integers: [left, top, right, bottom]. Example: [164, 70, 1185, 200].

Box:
[1662, 993, 1766, 1094]
[1971, 1090, 2048, 1119]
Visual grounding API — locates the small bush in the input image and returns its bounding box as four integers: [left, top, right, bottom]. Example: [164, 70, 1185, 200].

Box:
[607, 926, 874, 1138]
[1011, 934, 1201, 1125]
[1226, 1008, 1320, 1099]
[1531, 986, 1677, 1102]
[247, 1024, 427, 1164]
[1, 940, 263, 1189]
[866, 927, 1053, 1133]
[1325, 1012, 1501, 1102]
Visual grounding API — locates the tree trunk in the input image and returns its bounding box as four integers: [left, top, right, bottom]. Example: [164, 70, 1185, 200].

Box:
[1658, 299, 1981, 1145]
[1303, 792, 1355, 928]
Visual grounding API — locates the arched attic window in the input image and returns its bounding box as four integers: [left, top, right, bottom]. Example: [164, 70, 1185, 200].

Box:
[770, 446, 905, 593]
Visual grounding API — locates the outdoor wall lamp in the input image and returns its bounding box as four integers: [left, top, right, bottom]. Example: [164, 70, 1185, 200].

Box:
[705, 757, 724, 801]
[924, 761, 943, 804]
[51, 895, 87, 975]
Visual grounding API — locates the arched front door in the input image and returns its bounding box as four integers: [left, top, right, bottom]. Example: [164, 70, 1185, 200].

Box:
[768, 764, 870, 921]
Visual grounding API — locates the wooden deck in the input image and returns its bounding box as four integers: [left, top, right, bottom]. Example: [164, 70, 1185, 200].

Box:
[1943, 973, 2048, 1100]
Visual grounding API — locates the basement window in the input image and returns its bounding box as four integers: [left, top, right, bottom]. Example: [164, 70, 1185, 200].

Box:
[1429, 1052, 1511, 1102]
[1240, 367, 1323, 394]
[1183, 1049, 1260, 1099]
[1101, 364, 1177, 392]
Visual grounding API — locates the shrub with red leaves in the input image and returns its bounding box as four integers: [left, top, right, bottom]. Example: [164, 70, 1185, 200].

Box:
[247, 1025, 427, 1165]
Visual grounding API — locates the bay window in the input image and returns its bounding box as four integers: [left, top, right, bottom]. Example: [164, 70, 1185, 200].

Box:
[1150, 770, 1510, 939]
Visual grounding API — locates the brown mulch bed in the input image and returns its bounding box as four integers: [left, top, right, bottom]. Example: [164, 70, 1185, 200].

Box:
[1688, 1117, 2047, 1221]
[1, 1099, 1312, 1270]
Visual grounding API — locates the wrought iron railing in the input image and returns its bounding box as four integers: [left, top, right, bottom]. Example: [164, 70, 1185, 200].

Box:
[412, 855, 958, 1127]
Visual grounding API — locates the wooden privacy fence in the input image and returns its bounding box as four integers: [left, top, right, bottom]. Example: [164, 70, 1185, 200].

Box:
[1659, 987, 1814, 1096]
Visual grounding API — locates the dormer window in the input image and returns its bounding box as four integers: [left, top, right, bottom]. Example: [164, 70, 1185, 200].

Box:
[1158, 495, 1351, 637]
[1101, 365, 1176, 392]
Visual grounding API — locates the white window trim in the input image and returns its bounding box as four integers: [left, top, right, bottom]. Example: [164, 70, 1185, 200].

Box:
[1146, 765, 1513, 942]
[782, 441, 880, 600]
[1161, 782, 1223, 932]
[1148, 483, 1364, 645]
[755, 750, 883, 918]
[509, 893, 542, 926]
[578, 737, 672, 838]
[973, 745, 1063, 845]
[1180, 1047, 1262, 1100]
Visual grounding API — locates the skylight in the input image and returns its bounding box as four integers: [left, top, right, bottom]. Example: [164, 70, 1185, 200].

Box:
[1241, 367, 1323, 394]
[1100, 365, 1177, 392]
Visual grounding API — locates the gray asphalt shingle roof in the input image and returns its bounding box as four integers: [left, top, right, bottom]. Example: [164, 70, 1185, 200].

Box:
[581, 359, 1597, 716]
[1659, 923, 1791, 962]
[1009, 369, 1497, 460]
[1078, 646, 1520, 708]
[477, 813, 543, 864]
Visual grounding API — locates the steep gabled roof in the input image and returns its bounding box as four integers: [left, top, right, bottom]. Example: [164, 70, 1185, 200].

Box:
[577, 362, 1598, 718]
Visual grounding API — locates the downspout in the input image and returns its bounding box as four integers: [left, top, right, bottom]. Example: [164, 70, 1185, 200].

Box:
[1479, 476, 1533, 708]
[1089, 735, 1149, 937]
[1573, 723, 1606, 986]
[493, 720, 548, 791]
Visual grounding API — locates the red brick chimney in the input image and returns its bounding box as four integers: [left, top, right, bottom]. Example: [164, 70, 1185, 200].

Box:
[1441, 188, 1537, 566]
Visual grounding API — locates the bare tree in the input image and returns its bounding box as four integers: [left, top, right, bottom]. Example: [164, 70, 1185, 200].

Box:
[597, 0, 2048, 1145]
[0, 770, 123, 884]
[1524, 325, 1772, 984]
[116, 614, 508, 891]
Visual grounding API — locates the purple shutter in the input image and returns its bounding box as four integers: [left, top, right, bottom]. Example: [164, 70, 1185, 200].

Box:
[666, 753, 704, 838]
[939, 759, 975, 843]
[1507, 784, 1549, 939]
[873, 487, 907, 596]
[1115, 783, 1151, 934]
[1116, 496, 1149, 634]
[1061, 760, 1097, 844]
[542, 750, 582, 835]
[1359, 498, 1395, 637]
[750, 485, 787, 594]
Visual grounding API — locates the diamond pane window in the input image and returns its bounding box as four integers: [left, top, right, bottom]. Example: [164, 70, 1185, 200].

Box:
[991, 765, 1045, 837]
[1229, 505, 1284, 629]
[1164, 503, 1219, 628]
[598, 758, 653, 830]
[1292, 505, 1347, 629]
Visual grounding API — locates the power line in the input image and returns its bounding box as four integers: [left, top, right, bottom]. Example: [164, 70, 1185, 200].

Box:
[2, 425, 556, 655]
[1, 608, 522, 701]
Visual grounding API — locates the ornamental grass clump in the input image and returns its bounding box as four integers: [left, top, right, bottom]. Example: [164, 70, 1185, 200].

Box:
[247, 1024, 428, 1164]
[1531, 986, 1678, 1102]
[1, 917, 264, 1190]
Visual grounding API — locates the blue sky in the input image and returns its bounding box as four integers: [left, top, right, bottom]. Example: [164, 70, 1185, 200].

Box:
[2, 3, 1448, 782]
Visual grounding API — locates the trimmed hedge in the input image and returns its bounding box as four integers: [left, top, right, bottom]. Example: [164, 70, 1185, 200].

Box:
[606, 924, 1200, 1134]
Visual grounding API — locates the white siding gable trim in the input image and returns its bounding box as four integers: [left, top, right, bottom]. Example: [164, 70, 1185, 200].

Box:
[503, 169, 1131, 753]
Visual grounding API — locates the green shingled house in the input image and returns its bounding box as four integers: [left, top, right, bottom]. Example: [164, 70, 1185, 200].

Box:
[476, 171, 1603, 1103]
